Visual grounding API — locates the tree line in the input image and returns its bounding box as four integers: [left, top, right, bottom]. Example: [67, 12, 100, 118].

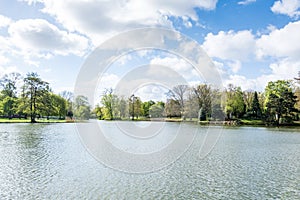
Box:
[95, 76, 300, 126]
[0, 72, 90, 122]
[1, 72, 299, 125]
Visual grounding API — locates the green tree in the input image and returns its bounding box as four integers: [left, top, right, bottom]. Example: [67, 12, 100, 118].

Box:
[251, 91, 261, 119]
[100, 88, 118, 120]
[149, 102, 165, 118]
[193, 84, 213, 120]
[265, 80, 297, 125]
[225, 85, 245, 119]
[0, 72, 21, 118]
[74, 95, 91, 120]
[141, 100, 155, 117]
[21, 72, 50, 123]
[129, 95, 142, 120]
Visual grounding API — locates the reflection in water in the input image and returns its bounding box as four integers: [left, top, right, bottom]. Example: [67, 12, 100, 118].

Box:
[0, 123, 299, 199]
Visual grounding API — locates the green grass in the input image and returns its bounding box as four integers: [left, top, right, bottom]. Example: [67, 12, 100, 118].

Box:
[0, 118, 67, 123]
[240, 119, 265, 126]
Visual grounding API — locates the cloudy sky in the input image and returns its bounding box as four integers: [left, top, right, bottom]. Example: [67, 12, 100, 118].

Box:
[0, 0, 300, 101]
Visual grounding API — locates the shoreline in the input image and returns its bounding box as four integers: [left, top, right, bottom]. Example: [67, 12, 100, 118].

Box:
[1, 118, 299, 127]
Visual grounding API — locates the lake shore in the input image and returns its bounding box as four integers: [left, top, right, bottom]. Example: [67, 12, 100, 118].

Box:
[1, 118, 300, 127]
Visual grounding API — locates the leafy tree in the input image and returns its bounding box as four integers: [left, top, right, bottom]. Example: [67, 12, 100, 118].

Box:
[101, 88, 118, 120]
[225, 85, 245, 119]
[74, 95, 91, 120]
[149, 102, 165, 118]
[164, 99, 181, 118]
[141, 100, 155, 117]
[60, 90, 73, 118]
[0, 72, 21, 118]
[129, 95, 142, 120]
[119, 97, 128, 119]
[193, 84, 213, 120]
[93, 104, 104, 120]
[265, 80, 297, 125]
[21, 72, 50, 123]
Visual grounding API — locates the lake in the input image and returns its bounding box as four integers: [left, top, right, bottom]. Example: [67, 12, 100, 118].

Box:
[0, 122, 299, 199]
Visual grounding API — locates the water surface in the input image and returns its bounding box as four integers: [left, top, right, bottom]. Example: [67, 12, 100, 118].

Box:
[0, 122, 299, 199]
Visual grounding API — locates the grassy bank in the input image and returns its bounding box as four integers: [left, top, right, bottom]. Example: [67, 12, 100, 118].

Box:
[0, 118, 69, 123]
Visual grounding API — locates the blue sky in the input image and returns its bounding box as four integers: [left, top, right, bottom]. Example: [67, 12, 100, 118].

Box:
[0, 0, 300, 102]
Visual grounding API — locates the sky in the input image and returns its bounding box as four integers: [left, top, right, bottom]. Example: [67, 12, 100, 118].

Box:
[0, 0, 300, 103]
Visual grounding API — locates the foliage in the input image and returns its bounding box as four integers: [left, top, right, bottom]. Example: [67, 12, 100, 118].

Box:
[265, 80, 297, 125]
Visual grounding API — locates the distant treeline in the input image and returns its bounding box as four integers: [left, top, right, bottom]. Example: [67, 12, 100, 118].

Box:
[95, 76, 300, 126]
[1, 72, 299, 125]
[0, 72, 90, 122]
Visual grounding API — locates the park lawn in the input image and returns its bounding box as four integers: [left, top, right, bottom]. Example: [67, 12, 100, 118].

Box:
[240, 119, 265, 126]
[0, 118, 67, 123]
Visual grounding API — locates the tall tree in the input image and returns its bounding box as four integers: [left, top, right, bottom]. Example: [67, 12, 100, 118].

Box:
[101, 88, 118, 120]
[167, 85, 188, 117]
[251, 91, 261, 119]
[193, 84, 213, 120]
[141, 100, 155, 118]
[74, 95, 91, 120]
[164, 99, 181, 118]
[0, 72, 21, 118]
[129, 95, 142, 120]
[21, 72, 50, 123]
[265, 80, 297, 125]
[225, 85, 245, 119]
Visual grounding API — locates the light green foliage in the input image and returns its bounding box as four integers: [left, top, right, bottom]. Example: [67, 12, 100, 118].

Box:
[265, 80, 297, 125]
[225, 85, 245, 119]
[74, 95, 91, 120]
[149, 102, 165, 118]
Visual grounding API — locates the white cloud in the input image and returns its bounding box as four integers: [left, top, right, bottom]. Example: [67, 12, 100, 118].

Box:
[22, 0, 218, 45]
[150, 56, 199, 80]
[202, 30, 255, 74]
[256, 21, 300, 60]
[0, 15, 12, 28]
[203, 30, 255, 61]
[271, 0, 300, 18]
[238, 0, 256, 5]
[8, 19, 89, 56]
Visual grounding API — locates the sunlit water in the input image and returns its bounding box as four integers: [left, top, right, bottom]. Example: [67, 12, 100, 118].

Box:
[0, 122, 299, 199]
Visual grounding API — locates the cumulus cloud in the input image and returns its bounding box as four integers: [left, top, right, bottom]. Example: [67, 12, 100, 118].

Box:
[21, 0, 218, 45]
[150, 56, 199, 81]
[202, 30, 255, 73]
[0, 15, 12, 28]
[8, 19, 89, 56]
[271, 0, 300, 18]
[202, 30, 255, 61]
[256, 21, 300, 60]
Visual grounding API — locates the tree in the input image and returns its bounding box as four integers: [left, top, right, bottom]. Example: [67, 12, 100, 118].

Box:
[93, 104, 104, 120]
[129, 95, 142, 120]
[21, 72, 50, 123]
[225, 85, 245, 119]
[149, 102, 165, 118]
[100, 88, 118, 120]
[167, 85, 188, 117]
[141, 100, 155, 118]
[265, 80, 297, 125]
[74, 95, 91, 120]
[119, 97, 128, 119]
[164, 99, 181, 118]
[0, 72, 21, 118]
[60, 90, 73, 119]
[251, 91, 261, 119]
[193, 84, 213, 120]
